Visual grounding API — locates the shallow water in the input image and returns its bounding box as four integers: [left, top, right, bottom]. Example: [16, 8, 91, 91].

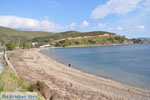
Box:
[41, 44, 150, 89]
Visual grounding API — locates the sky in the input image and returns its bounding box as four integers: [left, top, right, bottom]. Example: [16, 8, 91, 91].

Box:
[0, 0, 150, 38]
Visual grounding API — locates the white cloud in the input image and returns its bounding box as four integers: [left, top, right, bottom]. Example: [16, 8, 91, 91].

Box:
[135, 25, 145, 29]
[108, 27, 113, 30]
[118, 0, 150, 34]
[63, 22, 76, 30]
[91, 0, 142, 19]
[98, 23, 106, 28]
[68, 22, 76, 29]
[80, 20, 89, 29]
[117, 26, 123, 30]
[0, 16, 75, 32]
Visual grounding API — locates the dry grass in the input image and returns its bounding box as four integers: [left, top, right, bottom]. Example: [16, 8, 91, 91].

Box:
[0, 67, 46, 100]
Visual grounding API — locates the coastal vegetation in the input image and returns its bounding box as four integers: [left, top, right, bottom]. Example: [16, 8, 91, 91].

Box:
[30, 31, 115, 43]
[130, 38, 150, 44]
[0, 26, 53, 49]
[6, 43, 16, 51]
[130, 39, 144, 44]
[0, 67, 46, 100]
[53, 36, 131, 47]
[30, 31, 134, 47]
[0, 67, 34, 92]
[0, 26, 148, 49]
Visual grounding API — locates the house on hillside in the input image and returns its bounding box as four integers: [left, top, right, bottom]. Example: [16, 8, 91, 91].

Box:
[32, 42, 38, 46]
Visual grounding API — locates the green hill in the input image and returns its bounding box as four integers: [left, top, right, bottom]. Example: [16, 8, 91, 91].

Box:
[0, 26, 53, 46]
[0, 26, 134, 48]
[30, 31, 133, 47]
[31, 31, 115, 42]
[0, 26, 53, 39]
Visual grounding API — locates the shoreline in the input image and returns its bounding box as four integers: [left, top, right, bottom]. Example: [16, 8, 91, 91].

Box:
[41, 46, 150, 90]
[40, 47, 150, 90]
[51, 43, 134, 49]
[7, 48, 150, 100]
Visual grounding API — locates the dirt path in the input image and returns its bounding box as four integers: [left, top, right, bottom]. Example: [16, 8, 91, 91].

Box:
[7, 49, 150, 100]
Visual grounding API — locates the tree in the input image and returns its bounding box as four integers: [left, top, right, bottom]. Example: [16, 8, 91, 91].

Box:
[88, 40, 96, 44]
[55, 42, 61, 47]
[114, 36, 124, 43]
[75, 41, 80, 45]
[131, 39, 144, 44]
[107, 37, 114, 42]
[6, 43, 15, 51]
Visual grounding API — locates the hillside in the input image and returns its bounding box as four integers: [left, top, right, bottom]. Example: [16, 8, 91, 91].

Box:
[31, 31, 115, 42]
[0, 26, 133, 48]
[0, 26, 53, 39]
[0, 26, 53, 46]
[30, 31, 132, 47]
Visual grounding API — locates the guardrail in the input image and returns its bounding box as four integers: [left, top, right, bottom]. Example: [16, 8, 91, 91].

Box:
[4, 52, 18, 76]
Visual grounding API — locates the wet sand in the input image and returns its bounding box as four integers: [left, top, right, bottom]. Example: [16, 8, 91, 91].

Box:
[7, 48, 150, 100]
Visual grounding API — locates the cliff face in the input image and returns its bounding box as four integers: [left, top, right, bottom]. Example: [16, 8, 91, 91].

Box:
[123, 40, 133, 44]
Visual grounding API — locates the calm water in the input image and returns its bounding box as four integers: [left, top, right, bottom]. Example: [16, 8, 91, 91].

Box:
[41, 44, 150, 89]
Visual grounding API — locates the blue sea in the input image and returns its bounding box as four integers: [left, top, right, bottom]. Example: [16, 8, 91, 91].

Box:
[41, 44, 150, 89]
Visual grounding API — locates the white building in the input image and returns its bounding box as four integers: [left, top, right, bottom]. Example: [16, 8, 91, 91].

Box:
[32, 42, 38, 46]
[40, 44, 51, 48]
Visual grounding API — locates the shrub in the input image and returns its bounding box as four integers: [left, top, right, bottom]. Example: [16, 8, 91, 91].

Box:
[26, 82, 35, 91]
[5, 43, 15, 51]
[0, 67, 35, 92]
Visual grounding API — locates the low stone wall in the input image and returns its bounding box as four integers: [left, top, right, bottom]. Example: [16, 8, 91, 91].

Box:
[0, 52, 3, 57]
[4, 52, 18, 76]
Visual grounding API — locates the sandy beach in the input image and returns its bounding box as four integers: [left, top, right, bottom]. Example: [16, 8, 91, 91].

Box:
[7, 48, 150, 100]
